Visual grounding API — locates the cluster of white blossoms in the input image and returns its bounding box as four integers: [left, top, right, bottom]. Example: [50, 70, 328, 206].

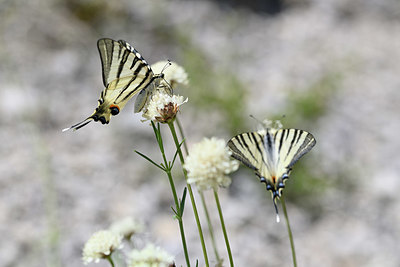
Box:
[141, 61, 189, 123]
[127, 244, 175, 267]
[184, 137, 239, 191]
[82, 220, 174, 266]
[110, 217, 144, 240]
[141, 92, 188, 123]
[82, 230, 123, 264]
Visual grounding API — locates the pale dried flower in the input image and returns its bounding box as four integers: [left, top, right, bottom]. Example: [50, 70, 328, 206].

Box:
[141, 90, 187, 123]
[82, 230, 123, 265]
[257, 119, 283, 134]
[127, 244, 175, 267]
[151, 61, 189, 88]
[184, 137, 239, 191]
[109, 217, 144, 240]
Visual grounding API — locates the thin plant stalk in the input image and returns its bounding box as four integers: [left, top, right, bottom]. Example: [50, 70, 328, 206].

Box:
[200, 192, 222, 263]
[176, 117, 222, 263]
[280, 194, 297, 267]
[168, 120, 210, 267]
[106, 256, 115, 267]
[213, 189, 234, 267]
[151, 122, 191, 267]
[165, 169, 191, 267]
[175, 116, 189, 154]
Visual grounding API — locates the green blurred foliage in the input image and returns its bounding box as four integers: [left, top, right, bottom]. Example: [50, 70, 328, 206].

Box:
[178, 37, 248, 134]
[278, 70, 345, 215]
[288, 71, 342, 123]
[63, 0, 125, 25]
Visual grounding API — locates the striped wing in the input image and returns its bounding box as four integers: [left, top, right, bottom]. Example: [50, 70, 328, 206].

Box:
[98, 38, 153, 88]
[273, 129, 316, 177]
[62, 38, 158, 131]
[228, 127, 315, 219]
[228, 128, 316, 190]
[228, 132, 272, 179]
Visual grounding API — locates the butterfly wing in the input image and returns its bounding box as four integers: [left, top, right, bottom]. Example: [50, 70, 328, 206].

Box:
[63, 39, 156, 131]
[97, 38, 155, 105]
[228, 132, 273, 180]
[273, 129, 316, 178]
[228, 127, 316, 220]
[98, 39, 153, 87]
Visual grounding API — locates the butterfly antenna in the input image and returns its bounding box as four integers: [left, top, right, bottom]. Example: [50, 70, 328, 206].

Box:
[159, 60, 173, 95]
[250, 115, 268, 133]
[161, 59, 172, 73]
[249, 114, 263, 125]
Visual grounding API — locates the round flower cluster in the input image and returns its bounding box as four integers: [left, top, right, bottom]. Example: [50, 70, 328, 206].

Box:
[127, 244, 175, 267]
[151, 61, 189, 88]
[184, 137, 239, 191]
[141, 91, 187, 123]
[82, 230, 123, 264]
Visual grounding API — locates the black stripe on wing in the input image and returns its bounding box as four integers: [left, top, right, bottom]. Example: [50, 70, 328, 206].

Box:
[275, 129, 316, 169]
[97, 38, 154, 88]
[116, 49, 130, 79]
[228, 132, 266, 176]
[117, 66, 153, 103]
[97, 38, 114, 87]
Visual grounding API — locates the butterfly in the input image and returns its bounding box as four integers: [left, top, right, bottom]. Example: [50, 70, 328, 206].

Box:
[228, 126, 316, 220]
[63, 38, 169, 131]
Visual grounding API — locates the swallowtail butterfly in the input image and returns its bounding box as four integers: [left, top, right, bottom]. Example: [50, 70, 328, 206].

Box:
[63, 38, 168, 131]
[228, 127, 316, 221]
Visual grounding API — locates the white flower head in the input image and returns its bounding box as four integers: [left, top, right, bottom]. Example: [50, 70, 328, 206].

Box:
[151, 61, 189, 89]
[127, 244, 175, 267]
[109, 217, 144, 240]
[82, 230, 123, 265]
[257, 119, 283, 135]
[142, 90, 187, 123]
[184, 137, 239, 191]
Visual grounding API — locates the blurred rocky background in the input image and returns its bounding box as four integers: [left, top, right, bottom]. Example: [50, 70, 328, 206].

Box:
[1, 0, 400, 266]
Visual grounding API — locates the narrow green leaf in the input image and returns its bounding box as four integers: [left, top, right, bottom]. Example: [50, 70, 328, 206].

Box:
[172, 139, 186, 167]
[161, 163, 169, 170]
[179, 187, 187, 216]
[171, 206, 179, 217]
[135, 150, 165, 171]
[151, 121, 165, 153]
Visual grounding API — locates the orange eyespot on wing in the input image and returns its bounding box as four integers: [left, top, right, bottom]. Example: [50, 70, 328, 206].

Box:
[109, 104, 120, 116]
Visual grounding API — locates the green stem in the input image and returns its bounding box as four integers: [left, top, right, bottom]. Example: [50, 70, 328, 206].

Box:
[200, 191, 221, 263]
[175, 116, 189, 154]
[106, 255, 115, 267]
[152, 123, 191, 267]
[280, 194, 297, 267]
[213, 189, 234, 267]
[168, 121, 210, 267]
[166, 169, 191, 267]
[176, 116, 221, 263]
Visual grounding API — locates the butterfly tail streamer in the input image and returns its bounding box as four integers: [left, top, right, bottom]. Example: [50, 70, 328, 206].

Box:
[62, 117, 93, 132]
[273, 192, 281, 223]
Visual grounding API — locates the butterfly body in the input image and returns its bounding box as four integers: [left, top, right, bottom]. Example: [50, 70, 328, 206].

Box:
[228, 128, 316, 203]
[63, 38, 166, 131]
